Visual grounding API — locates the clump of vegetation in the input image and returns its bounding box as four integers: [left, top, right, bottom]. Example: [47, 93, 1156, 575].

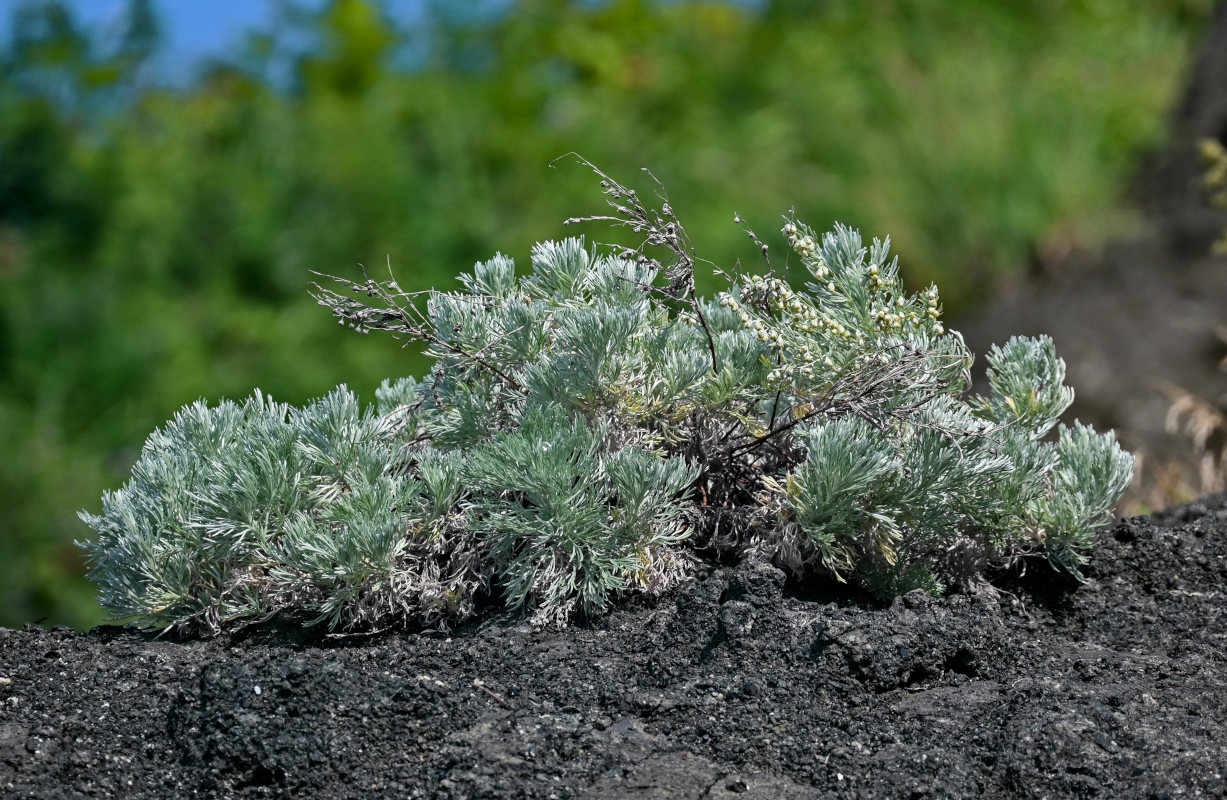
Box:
[6, 0, 1208, 632]
[1201, 138, 1227, 253]
[78, 162, 1133, 636]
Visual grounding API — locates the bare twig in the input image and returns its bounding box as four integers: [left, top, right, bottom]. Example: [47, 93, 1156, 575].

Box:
[310, 270, 526, 392]
[472, 678, 506, 704]
[552, 152, 721, 374]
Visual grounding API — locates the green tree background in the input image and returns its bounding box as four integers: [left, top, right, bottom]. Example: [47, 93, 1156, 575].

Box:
[0, 0, 1212, 630]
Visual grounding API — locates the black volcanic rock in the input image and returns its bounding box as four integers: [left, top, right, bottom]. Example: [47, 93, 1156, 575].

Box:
[2, 496, 1225, 799]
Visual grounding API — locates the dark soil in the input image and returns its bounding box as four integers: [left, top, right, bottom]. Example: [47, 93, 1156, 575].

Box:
[3, 494, 1226, 799]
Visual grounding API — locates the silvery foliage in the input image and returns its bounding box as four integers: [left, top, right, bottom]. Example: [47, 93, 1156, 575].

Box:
[721, 222, 1131, 596]
[79, 165, 1133, 636]
[77, 386, 486, 636]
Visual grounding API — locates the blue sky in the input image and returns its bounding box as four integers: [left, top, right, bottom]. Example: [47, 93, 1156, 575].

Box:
[0, 1, 439, 79]
[1, 0, 765, 82]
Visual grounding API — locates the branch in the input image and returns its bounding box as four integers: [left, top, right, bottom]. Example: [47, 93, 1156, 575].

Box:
[309, 271, 526, 393]
[552, 152, 721, 374]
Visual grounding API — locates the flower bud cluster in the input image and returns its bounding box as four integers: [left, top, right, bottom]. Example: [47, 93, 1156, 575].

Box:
[863, 282, 945, 335]
[871, 299, 918, 333]
[765, 341, 841, 386]
[769, 363, 813, 383]
[737, 273, 793, 310]
[924, 286, 941, 318]
[865, 263, 888, 292]
[814, 316, 857, 342]
[783, 221, 829, 278]
[923, 287, 944, 335]
[718, 275, 834, 344]
[718, 292, 772, 344]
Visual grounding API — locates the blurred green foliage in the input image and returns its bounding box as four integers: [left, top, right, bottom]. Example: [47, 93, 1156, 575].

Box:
[0, 0, 1211, 630]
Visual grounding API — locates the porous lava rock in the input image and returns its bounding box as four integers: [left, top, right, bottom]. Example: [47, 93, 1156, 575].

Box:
[2, 496, 1225, 798]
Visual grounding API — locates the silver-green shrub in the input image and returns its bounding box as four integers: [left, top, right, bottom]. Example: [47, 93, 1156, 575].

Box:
[79, 162, 1133, 635]
[77, 386, 486, 636]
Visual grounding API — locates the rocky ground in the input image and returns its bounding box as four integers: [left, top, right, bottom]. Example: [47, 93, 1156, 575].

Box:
[3, 493, 1226, 799]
